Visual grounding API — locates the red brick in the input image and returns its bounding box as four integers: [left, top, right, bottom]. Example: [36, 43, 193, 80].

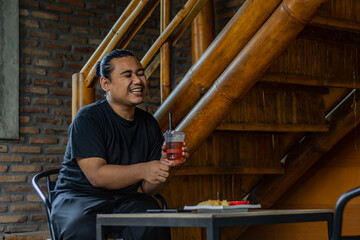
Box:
[22, 48, 51, 57]
[30, 214, 47, 222]
[91, 3, 114, 12]
[28, 194, 42, 202]
[12, 165, 42, 172]
[74, 46, 95, 54]
[4, 185, 33, 192]
[67, 63, 83, 70]
[0, 165, 8, 172]
[89, 38, 102, 45]
[0, 216, 27, 223]
[6, 224, 39, 233]
[36, 117, 62, 125]
[93, 21, 112, 28]
[12, 146, 41, 153]
[45, 147, 66, 154]
[45, 3, 72, 13]
[20, 39, 39, 47]
[53, 109, 71, 116]
[0, 155, 23, 162]
[45, 128, 67, 135]
[77, 9, 100, 17]
[62, 138, 68, 145]
[0, 175, 27, 183]
[34, 78, 62, 86]
[73, 26, 100, 35]
[21, 106, 49, 114]
[20, 19, 39, 28]
[28, 156, 58, 163]
[19, 116, 31, 123]
[51, 89, 72, 96]
[59, 0, 85, 7]
[32, 11, 59, 20]
[11, 204, 42, 212]
[43, 41, 71, 51]
[20, 57, 32, 65]
[20, 127, 40, 134]
[62, 15, 89, 25]
[34, 98, 62, 105]
[0, 206, 8, 213]
[51, 71, 73, 79]
[20, 0, 40, 8]
[0, 195, 24, 202]
[55, 53, 82, 61]
[59, 34, 87, 44]
[29, 137, 58, 144]
[20, 67, 46, 75]
[20, 86, 48, 94]
[43, 22, 70, 32]
[34, 59, 62, 68]
[0, 145, 8, 153]
[29, 30, 57, 40]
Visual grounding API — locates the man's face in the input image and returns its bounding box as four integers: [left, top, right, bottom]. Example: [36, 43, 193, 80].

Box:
[104, 56, 147, 107]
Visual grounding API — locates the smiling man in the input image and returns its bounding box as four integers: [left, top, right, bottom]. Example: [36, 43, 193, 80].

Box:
[50, 49, 189, 240]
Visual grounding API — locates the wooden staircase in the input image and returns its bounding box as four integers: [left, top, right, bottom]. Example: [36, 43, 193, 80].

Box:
[72, 0, 360, 239]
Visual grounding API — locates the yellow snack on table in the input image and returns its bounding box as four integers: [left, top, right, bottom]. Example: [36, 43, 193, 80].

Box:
[197, 199, 229, 206]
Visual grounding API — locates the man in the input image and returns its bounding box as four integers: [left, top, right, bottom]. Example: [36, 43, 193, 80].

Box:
[51, 49, 189, 239]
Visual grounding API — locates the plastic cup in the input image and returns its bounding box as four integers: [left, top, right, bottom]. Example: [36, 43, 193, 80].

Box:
[163, 130, 185, 162]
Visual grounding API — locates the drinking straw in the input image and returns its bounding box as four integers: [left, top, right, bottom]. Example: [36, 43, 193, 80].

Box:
[169, 112, 172, 130]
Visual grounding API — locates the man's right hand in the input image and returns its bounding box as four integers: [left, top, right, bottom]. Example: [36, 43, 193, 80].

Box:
[143, 160, 172, 184]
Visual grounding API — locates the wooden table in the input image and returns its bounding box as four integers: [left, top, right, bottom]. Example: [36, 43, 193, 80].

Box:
[96, 209, 334, 240]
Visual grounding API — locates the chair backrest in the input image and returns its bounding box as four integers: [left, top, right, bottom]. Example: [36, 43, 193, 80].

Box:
[332, 186, 360, 240]
[32, 168, 61, 240]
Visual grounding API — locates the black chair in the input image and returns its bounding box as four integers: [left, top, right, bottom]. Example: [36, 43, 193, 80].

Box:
[32, 168, 168, 240]
[332, 186, 360, 240]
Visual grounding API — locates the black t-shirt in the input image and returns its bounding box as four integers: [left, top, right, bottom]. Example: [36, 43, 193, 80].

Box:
[55, 99, 163, 196]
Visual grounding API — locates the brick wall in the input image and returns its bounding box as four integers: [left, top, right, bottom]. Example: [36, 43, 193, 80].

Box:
[0, 0, 241, 238]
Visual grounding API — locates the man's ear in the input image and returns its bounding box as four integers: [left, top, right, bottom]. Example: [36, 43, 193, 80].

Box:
[100, 77, 109, 92]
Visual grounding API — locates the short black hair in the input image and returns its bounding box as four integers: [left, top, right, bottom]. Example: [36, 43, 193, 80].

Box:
[96, 49, 136, 80]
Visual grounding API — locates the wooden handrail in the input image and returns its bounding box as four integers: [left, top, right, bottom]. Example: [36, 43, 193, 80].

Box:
[141, 0, 208, 68]
[154, 0, 282, 132]
[84, 0, 159, 88]
[79, 0, 140, 78]
[175, 0, 329, 155]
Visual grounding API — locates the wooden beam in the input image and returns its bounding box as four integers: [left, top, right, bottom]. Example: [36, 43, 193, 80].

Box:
[191, 0, 215, 63]
[175, 0, 329, 155]
[216, 123, 329, 132]
[155, 0, 283, 132]
[160, 0, 171, 103]
[72, 73, 95, 119]
[173, 166, 284, 175]
[311, 16, 360, 32]
[261, 73, 360, 89]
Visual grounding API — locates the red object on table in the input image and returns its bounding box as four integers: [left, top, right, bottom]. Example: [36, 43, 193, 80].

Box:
[229, 201, 250, 205]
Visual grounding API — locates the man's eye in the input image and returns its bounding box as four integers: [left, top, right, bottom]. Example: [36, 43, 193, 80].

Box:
[124, 74, 132, 78]
[137, 72, 144, 77]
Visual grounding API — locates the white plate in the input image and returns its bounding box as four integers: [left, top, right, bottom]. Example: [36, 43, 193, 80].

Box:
[184, 204, 261, 213]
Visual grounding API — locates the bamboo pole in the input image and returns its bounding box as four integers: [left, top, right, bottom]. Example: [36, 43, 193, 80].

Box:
[80, 0, 140, 78]
[141, 0, 208, 68]
[84, 0, 159, 88]
[191, 0, 215, 63]
[72, 73, 80, 120]
[72, 73, 95, 119]
[154, 0, 282, 132]
[160, 0, 171, 103]
[175, 0, 329, 154]
[311, 15, 360, 32]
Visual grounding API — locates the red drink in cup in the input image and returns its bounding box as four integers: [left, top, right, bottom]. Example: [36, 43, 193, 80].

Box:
[163, 130, 185, 162]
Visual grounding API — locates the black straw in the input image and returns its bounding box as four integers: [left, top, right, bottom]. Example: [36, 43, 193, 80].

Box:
[169, 112, 172, 131]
